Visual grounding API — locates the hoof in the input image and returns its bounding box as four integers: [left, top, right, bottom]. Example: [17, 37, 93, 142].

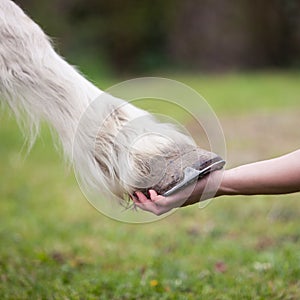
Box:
[140, 146, 225, 196]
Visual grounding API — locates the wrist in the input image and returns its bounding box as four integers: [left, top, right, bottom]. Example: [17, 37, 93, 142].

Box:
[217, 169, 239, 196]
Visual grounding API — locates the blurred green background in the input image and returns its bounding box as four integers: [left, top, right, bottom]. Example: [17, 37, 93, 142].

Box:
[1, 1, 300, 299]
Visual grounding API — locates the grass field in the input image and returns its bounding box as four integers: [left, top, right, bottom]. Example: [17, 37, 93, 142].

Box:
[0, 72, 300, 299]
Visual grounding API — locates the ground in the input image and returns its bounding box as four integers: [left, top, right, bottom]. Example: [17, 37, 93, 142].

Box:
[0, 72, 300, 299]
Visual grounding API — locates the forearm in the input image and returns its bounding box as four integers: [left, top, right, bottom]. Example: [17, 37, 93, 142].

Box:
[218, 150, 300, 196]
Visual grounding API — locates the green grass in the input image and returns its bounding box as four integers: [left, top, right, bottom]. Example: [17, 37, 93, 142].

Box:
[1, 72, 300, 299]
[172, 71, 300, 113]
[94, 71, 300, 121]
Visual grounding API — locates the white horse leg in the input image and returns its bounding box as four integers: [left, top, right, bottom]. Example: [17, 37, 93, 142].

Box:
[0, 0, 223, 201]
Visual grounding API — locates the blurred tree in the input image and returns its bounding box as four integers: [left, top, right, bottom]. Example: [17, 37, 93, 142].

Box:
[67, 0, 176, 72]
[168, 0, 300, 70]
[12, 0, 300, 73]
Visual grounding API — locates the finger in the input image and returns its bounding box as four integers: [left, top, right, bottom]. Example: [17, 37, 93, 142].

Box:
[131, 194, 140, 204]
[157, 192, 189, 208]
[147, 189, 180, 209]
[134, 201, 161, 215]
[135, 191, 149, 203]
[149, 189, 158, 199]
[148, 190, 168, 205]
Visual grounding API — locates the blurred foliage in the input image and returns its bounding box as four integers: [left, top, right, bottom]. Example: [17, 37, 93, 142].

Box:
[15, 0, 300, 73]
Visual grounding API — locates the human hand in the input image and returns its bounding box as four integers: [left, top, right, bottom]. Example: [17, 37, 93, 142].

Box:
[133, 170, 223, 216]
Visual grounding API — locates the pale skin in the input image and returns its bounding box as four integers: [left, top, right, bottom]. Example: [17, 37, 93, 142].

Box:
[133, 149, 300, 216]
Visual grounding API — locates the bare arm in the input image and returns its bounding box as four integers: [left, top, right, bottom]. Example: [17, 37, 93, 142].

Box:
[219, 150, 300, 196]
[133, 150, 300, 215]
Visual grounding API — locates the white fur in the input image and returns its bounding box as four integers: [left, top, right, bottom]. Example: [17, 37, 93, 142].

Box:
[0, 0, 194, 201]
